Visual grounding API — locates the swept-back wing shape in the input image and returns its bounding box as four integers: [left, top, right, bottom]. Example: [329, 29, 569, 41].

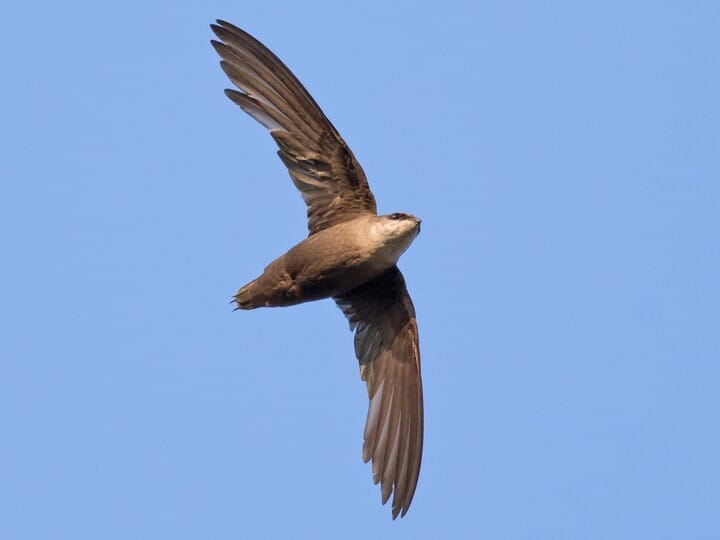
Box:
[335, 266, 424, 519]
[210, 20, 377, 235]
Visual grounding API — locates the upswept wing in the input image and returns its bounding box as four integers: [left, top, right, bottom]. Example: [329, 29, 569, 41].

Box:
[210, 20, 377, 235]
[335, 266, 424, 519]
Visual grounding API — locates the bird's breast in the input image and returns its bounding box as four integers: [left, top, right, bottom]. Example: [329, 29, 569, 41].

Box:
[281, 218, 411, 296]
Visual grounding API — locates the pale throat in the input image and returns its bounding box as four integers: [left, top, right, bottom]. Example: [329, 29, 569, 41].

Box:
[369, 221, 418, 269]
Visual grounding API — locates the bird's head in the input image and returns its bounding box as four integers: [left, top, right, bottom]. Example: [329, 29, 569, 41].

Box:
[382, 212, 422, 237]
[370, 212, 421, 265]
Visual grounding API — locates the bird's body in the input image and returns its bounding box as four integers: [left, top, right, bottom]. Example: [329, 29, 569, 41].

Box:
[236, 214, 421, 309]
[210, 20, 424, 519]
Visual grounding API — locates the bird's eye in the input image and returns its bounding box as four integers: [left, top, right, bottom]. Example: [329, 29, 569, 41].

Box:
[390, 213, 403, 220]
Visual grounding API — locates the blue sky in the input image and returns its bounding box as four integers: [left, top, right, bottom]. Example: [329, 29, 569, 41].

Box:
[1, 1, 718, 538]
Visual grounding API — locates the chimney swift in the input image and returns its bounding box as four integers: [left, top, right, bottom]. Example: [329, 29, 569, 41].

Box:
[210, 20, 423, 519]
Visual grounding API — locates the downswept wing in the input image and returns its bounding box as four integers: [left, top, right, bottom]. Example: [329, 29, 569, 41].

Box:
[335, 266, 424, 519]
[210, 20, 377, 235]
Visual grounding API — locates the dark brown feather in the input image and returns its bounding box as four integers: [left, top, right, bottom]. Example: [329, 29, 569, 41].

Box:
[210, 20, 377, 235]
[335, 266, 424, 519]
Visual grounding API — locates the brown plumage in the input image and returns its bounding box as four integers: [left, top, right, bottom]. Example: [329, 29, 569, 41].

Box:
[211, 19, 423, 519]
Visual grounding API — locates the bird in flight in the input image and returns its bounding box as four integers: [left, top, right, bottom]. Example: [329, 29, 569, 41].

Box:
[210, 19, 423, 519]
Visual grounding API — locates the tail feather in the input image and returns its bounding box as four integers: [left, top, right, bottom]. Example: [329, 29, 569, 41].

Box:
[234, 279, 265, 310]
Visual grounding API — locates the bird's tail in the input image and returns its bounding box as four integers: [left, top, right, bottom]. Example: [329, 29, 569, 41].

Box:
[233, 279, 267, 310]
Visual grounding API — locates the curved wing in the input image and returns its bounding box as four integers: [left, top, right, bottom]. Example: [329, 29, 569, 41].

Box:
[210, 20, 377, 235]
[335, 266, 423, 519]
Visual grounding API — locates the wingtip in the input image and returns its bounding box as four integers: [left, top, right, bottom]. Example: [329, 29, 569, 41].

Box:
[210, 19, 238, 41]
[390, 499, 410, 520]
[209, 20, 224, 35]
